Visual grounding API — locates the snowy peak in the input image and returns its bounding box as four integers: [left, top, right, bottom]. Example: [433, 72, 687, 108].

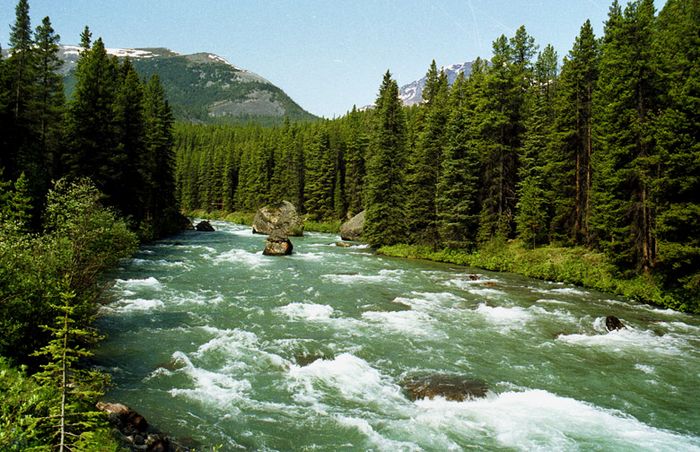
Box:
[398, 61, 475, 106]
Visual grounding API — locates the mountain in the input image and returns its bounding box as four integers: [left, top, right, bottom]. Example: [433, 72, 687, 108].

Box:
[398, 61, 475, 106]
[57, 45, 317, 124]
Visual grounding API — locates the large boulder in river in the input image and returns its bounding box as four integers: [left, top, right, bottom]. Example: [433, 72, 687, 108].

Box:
[263, 230, 293, 256]
[401, 374, 488, 402]
[195, 220, 215, 232]
[252, 201, 304, 236]
[340, 210, 365, 241]
[605, 315, 625, 331]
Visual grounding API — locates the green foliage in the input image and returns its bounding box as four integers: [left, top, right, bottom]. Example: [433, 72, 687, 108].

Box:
[170, 1, 698, 308]
[0, 357, 53, 450]
[32, 287, 111, 451]
[364, 71, 408, 247]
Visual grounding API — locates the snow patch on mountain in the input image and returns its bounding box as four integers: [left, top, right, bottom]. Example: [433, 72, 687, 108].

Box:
[398, 61, 475, 106]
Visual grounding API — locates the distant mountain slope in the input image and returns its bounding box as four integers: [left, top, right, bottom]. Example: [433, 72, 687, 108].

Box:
[58, 46, 316, 124]
[398, 61, 475, 106]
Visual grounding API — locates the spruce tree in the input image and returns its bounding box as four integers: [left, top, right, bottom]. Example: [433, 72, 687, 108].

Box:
[477, 29, 535, 243]
[591, 0, 659, 272]
[547, 20, 598, 244]
[516, 45, 558, 248]
[653, 0, 700, 300]
[33, 16, 64, 183]
[112, 59, 145, 221]
[304, 127, 335, 220]
[142, 74, 179, 236]
[63, 38, 119, 195]
[364, 71, 407, 247]
[343, 106, 368, 216]
[436, 63, 485, 249]
[406, 60, 449, 246]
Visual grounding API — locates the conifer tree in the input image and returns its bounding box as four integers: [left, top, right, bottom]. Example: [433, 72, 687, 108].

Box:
[63, 38, 119, 195]
[304, 127, 335, 220]
[406, 60, 449, 246]
[591, 0, 659, 272]
[477, 30, 535, 243]
[112, 59, 145, 220]
[516, 45, 558, 248]
[33, 286, 106, 451]
[33, 16, 64, 182]
[343, 106, 367, 216]
[653, 0, 700, 298]
[142, 74, 179, 235]
[364, 71, 407, 247]
[548, 20, 598, 244]
[436, 63, 485, 249]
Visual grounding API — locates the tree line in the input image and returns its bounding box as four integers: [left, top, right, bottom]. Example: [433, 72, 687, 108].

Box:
[175, 0, 698, 308]
[1, 0, 181, 448]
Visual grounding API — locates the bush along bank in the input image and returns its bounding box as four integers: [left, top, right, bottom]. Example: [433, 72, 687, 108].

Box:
[377, 241, 696, 314]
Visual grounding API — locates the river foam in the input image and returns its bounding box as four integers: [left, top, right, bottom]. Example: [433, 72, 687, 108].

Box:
[411, 389, 700, 451]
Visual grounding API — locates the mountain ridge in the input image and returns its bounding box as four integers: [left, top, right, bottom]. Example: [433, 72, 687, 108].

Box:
[54, 45, 317, 124]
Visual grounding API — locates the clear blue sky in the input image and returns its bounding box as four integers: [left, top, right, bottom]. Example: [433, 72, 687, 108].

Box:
[1, 0, 666, 118]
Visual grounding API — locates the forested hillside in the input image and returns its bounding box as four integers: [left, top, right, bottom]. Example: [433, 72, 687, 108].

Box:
[175, 0, 699, 312]
[0, 0, 183, 448]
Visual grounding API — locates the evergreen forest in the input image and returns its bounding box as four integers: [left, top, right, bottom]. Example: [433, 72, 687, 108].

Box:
[175, 0, 699, 312]
[1, 0, 182, 448]
[0, 0, 698, 449]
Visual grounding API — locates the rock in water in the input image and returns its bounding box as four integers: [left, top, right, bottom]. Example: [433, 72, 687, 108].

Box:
[252, 200, 304, 236]
[263, 230, 293, 256]
[401, 374, 488, 401]
[605, 315, 625, 331]
[195, 220, 215, 232]
[335, 241, 353, 247]
[340, 210, 365, 241]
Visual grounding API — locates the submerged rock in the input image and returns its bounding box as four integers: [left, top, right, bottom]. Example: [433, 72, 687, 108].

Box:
[263, 230, 293, 256]
[252, 200, 304, 236]
[605, 315, 625, 331]
[195, 220, 215, 232]
[340, 210, 365, 241]
[295, 352, 332, 366]
[401, 374, 488, 402]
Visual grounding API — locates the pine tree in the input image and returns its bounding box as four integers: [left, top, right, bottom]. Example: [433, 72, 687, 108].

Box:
[79, 26, 92, 51]
[63, 38, 119, 195]
[477, 29, 536, 243]
[516, 45, 558, 248]
[344, 106, 368, 216]
[406, 60, 449, 246]
[364, 71, 408, 247]
[112, 59, 145, 220]
[142, 74, 179, 236]
[33, 286, 106, 451]
[33, 16, 64, 183]
[436, 63, 485, 249]
[548, 20, 598, 244]
[591, 0, 659, 272]
[653, 0, 700, 299]
[304, 127, 335, 220]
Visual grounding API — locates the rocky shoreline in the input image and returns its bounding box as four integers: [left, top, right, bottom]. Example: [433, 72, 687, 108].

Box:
[97, 402, 195, 451]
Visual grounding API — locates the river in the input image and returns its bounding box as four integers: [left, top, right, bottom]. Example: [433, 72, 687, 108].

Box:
[95, 221, 700, 451]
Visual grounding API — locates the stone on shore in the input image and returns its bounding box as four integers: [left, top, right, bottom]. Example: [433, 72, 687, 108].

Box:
[339, 210, 365, 241]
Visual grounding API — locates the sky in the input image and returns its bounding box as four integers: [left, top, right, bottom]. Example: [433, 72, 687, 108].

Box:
[1, 0, 667, 118]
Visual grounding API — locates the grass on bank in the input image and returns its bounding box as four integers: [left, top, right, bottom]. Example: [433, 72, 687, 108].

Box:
[378, 241, 695, 313]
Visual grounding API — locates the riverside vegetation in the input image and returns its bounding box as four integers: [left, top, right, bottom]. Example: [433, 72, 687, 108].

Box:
[175, 0, 699, 313]
[1, 0, 699, 449]
[1, 0, 183, 448]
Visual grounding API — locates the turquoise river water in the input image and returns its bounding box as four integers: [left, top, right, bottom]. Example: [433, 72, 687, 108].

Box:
[95, 221, 700, 451]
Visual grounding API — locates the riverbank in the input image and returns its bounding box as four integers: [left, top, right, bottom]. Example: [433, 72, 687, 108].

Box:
[377, 242, 697, 314]
[185, 210, 696, 314]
